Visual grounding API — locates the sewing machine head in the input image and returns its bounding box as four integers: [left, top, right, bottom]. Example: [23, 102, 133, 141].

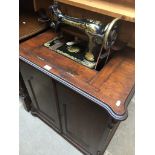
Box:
[45, 1, 120, 69]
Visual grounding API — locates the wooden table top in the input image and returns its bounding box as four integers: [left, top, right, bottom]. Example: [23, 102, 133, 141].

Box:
[19, 30, 135, 121]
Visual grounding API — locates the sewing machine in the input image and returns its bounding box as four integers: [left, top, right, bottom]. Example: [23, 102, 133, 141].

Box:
[43, 1, 120, 69]
[19, 0, 135, 154]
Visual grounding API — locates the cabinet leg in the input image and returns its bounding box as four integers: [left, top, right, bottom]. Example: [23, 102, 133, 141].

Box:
[19, 72, 32, 112]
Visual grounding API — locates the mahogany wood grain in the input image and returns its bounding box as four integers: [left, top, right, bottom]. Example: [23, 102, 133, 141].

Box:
[19, 13, 48, 41]
[33, 0, 52, 12]
[19, 30, 135, 119]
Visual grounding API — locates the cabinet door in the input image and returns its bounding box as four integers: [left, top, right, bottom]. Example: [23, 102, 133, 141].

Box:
[20, 61, 61, 131]
[56, 83, 111, 155]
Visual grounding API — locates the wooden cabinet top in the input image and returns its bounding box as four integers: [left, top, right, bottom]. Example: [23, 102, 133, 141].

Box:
[19, 30, 135, 121]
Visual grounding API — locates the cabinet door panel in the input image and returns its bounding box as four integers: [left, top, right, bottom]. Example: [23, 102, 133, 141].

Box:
[56, 83, 110, 154]
[20, 61, 61, 130]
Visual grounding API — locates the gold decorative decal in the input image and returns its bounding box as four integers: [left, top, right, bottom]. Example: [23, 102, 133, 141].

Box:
[85, 52, 95, 62]
[67, 46, 80, 53]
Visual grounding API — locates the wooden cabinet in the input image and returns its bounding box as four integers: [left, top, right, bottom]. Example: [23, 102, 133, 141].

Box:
[19, 0, 134, 154]
[20, 61, 61, 132]
[20, 59, 120, 155]
[56, 83, 119, 155]
[19, 29, 134, 154]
